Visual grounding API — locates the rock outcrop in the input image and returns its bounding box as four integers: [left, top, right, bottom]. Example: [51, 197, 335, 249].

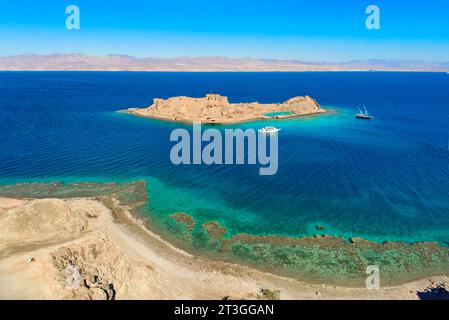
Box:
[126, 94, 325, 124]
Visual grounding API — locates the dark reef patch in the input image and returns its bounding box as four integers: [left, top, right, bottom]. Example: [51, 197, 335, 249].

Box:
[162, 212, 449, 287]
[202, 221, 227, 239]
[0, 181, 148, 209]
[169, 213, 195, 231]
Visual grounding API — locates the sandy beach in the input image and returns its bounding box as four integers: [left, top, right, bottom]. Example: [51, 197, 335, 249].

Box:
[0, 195, 447, 300]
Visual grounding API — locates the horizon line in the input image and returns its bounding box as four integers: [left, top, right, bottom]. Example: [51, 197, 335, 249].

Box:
[1, 53, 448, 72]
[1, 53, 449, 65]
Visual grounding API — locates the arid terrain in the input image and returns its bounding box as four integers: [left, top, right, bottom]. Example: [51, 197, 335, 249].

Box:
[125, 94, 325, 124]
[0, 195, 447, 300]
[1, 54, 448, 72]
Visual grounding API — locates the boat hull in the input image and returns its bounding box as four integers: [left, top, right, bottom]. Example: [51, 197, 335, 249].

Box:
[356, 115, 373, 120]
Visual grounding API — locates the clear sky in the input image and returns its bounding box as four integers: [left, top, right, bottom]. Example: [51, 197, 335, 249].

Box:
[1, 0, 449, 62]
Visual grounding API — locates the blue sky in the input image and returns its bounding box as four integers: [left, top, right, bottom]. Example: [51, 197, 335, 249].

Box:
[1, 0, 449, 61]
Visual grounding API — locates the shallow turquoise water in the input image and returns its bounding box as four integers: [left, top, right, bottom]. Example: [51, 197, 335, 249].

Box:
[0, 72, 448, 245]
[263, 111, 295, 117]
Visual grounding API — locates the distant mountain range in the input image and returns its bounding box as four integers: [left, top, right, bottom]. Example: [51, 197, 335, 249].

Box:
[1, 54, 448, 72]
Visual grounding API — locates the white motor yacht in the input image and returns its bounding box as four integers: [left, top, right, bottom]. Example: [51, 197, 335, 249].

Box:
[259, 126, 281, 134]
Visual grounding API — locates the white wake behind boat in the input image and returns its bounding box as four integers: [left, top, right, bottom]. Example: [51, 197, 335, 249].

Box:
[259, 126, 281, 134]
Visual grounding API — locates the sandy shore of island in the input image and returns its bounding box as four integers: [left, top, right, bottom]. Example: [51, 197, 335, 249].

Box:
[0, 196, 447, 300]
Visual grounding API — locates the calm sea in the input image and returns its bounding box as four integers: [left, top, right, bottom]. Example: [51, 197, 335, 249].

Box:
[1, 71, 448, 244]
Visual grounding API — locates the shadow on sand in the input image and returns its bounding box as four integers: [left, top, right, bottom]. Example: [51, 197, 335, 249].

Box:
[417, 284, 449, 300]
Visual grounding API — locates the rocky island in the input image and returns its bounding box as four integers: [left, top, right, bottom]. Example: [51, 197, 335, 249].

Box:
[125, 94, 326, 124]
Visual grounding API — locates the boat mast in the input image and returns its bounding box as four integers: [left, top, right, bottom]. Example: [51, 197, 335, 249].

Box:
[363, 105, 368, 116]
[358, 106, 363, 115]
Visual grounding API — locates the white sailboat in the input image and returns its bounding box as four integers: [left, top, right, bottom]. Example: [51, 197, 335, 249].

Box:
[356, 105, 373, 120]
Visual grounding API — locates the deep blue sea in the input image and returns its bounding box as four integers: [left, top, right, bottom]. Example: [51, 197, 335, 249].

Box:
[1, 72, 448, 244]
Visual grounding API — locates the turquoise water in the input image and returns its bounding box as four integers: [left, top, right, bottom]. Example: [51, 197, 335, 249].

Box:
[0, 72, 448, 245]
[264, 111, 295, 117]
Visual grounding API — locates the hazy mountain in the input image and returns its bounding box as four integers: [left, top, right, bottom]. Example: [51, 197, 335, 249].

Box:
[0, 54, 448, 72]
